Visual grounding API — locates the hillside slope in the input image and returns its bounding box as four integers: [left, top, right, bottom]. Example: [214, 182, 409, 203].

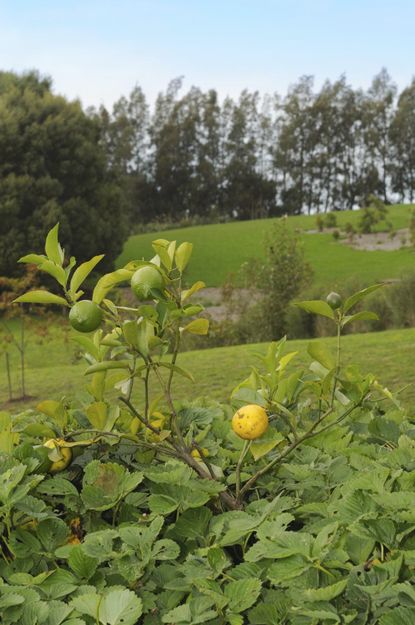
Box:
[117, 204, 415, 288]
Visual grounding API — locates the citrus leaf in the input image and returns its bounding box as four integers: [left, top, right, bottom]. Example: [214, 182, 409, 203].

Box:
[18, 253, 47, 266]
[341, 311, 379, 327]
[293, 300, 335, 319]
[182, 318, 209, 335]
[158, 362, 195, 382]
[250, 430, 284, 461]
[175, 242, 193, 272]
[13, 291, 69, 306]
[38, 260, 68, 287]
[343, 284, 384, 312]
[181, 281, 205, 302]
[152, 239, 172, 270]
[45, 223, 64, 265]
[307, 341, 335, 370]
[92, 269, 133, 304]
[70, 254, 104, 294]
[84, 360, 131, 375]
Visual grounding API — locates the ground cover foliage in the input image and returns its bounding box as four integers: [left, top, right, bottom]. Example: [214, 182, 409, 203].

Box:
[1, 228, 415, 624]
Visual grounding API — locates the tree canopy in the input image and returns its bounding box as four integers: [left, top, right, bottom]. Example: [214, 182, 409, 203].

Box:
[0, 71, 126, 276]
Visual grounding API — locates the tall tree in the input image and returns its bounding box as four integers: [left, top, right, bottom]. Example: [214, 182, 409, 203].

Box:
[363, 69, 396, 203]
[390, 79, 415, 202]
[273, 76, 315, 214]
[223, 91, 274, 219]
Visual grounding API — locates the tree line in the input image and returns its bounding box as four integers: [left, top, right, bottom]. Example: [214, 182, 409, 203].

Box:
[97, 69, 415, 222]
[1, 69, 415, 275]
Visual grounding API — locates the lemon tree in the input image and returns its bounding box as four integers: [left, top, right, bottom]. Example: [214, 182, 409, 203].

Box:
[4, 225, 410, 624]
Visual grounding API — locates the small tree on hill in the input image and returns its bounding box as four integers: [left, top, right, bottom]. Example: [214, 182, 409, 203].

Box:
[357, 195, 388, 234]
[244, 218, 313, 339]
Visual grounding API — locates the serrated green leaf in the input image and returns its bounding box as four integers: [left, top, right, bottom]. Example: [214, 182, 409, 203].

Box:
[224, 578, 262, 613]
[68, 546, 98, 581]
[304, 579, 347, 602]
[36, 477, 79, 498]
[99, 588, 143, 625]
[81, 461, 143, 511]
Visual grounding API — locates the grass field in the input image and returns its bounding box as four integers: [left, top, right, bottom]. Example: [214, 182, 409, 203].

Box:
[2, 321, 414, 412]
[117, 204, 415, 288]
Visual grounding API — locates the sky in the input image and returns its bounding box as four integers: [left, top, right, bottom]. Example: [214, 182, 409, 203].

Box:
[0, 0, 414, 110]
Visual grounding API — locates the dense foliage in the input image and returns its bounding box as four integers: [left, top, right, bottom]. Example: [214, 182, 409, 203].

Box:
[0, 71, 126, 276]
[0, 227, 412, 624]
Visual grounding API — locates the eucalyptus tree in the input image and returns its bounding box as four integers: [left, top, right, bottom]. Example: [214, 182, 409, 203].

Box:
[390, 79, 415, 202]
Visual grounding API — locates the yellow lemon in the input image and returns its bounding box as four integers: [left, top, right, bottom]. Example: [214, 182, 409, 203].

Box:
[44, 438, 73, 473]
[191, 447, 209, 459]
[232, 404, 269, 440]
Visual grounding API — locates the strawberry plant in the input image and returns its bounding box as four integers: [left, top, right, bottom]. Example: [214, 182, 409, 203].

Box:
[0, 224, 413, 624]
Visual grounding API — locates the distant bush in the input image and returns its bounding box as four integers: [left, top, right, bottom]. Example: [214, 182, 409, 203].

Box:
[357, 195, 388, 234]
[315, 214, 324, 231]
[324, 211, 337, 228]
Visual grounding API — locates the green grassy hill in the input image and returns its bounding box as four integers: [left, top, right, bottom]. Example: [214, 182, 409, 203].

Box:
[117, 204, 415, 288]
[2, 323, 414, 411]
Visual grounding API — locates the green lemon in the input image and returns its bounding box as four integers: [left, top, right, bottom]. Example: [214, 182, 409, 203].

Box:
[326, 292, 342, 310]
[131, 265, 164, 300]
[69, 300, 103, 333]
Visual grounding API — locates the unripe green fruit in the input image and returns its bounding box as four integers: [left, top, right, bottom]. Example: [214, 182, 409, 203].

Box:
[131, 265, 164, 300]
[326, 291, 342, 310]
[69, 300, 103, 333]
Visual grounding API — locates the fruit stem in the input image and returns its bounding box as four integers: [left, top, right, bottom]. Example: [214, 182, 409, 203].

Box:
[167, 324, 181, 395]
[143, 366, 150, 420]
[239, 398, 365, 498]
[330, 315, 342, 408]
[150, 358, 186, 449]
[191, 440, 216, 479]
[235, 440, 251, 500]
[119, 396, 168, 440]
